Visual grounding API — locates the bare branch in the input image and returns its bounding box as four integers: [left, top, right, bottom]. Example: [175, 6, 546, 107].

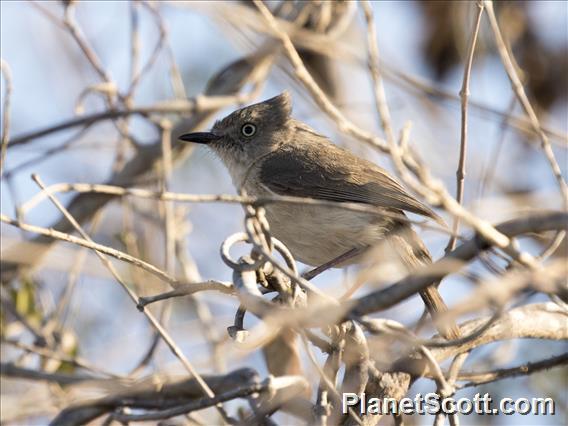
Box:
[457, 353, 568, 388]
[351, 212, 567, 317]
[0, 59, 13, 178]
[30, 174, 232, 422]
[484, 0, 568, 207]
[446, 1, 485, 253]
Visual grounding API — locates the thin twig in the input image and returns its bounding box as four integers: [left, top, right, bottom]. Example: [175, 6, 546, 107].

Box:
[457, 353, 568, 388]
[441, 6, 485, 423]
[160, 119, 175, 275]
[0, 59, 13, 178]
[300, 332, 363, 426]
[29, 174, 233, 424]
[5, 124, 94, 178]
[48, 210, 105, 336]
[360, 1, 395, 144]
[253, 0, 390, 154]
[63, 3, 111, 83]
[484, 0, 568, 208]
[8, 94, 254, 147]
[2, 214, 198, 289]
[112, 382, 267, 422]
[0, 362, 93, 385]
[445, 1, 485, 253]
[3, 338, 120, 379]
[126, 1, 167, 97]
[350, 212, 567, 317]
[128, 0, 141, 92]
[19, 182, 452, 235]
[137, 281, 235, 309]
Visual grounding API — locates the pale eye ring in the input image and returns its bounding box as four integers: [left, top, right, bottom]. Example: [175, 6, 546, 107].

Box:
[241, 123, 256, 137]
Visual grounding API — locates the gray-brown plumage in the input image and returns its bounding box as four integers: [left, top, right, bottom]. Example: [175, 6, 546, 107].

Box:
[259, 138, 440, 219]
[180, 92, 460, 342]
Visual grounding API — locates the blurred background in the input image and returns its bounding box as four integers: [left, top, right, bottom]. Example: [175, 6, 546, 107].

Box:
[1, 1, 566, 424]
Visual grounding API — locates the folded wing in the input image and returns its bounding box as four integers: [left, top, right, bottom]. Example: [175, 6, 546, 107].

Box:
[259, 142, 441, 223]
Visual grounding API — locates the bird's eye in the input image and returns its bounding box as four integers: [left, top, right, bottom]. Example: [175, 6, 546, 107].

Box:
[241, 123, 256, 137]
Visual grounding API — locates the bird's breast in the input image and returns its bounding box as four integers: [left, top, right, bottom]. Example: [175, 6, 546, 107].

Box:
[262, 201, 392, 266]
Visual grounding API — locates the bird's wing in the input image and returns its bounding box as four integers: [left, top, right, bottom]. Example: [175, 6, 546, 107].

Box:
[259, 142, 441, 222]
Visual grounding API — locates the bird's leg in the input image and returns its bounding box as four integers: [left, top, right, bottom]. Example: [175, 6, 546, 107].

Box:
[302, 246, 366, 280]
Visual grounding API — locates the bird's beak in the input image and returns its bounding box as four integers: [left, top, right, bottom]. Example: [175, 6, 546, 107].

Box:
[178, 132, 220, 145]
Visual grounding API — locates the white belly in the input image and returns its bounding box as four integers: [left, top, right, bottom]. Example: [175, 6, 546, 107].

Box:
[235, 170, 394, 266]
[264, 202, 391, 266]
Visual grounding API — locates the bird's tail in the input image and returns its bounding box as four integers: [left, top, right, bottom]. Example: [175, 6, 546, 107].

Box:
[418, 285, 461, 340]
[389, 225, 461, 340]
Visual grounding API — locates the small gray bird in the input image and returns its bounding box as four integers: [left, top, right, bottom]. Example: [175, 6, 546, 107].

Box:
[180, 92, 459, 340]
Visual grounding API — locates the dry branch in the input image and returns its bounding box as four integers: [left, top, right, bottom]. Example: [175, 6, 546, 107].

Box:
[49, 368, 260, 426]
[2, 2, 567, 425]
[351, 211, 567, 317]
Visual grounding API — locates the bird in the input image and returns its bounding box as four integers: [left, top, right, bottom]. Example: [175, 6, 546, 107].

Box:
[179, 92, 460, 343]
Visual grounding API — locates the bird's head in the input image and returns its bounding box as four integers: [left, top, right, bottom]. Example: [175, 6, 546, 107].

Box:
[179, 92, 293, 169]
